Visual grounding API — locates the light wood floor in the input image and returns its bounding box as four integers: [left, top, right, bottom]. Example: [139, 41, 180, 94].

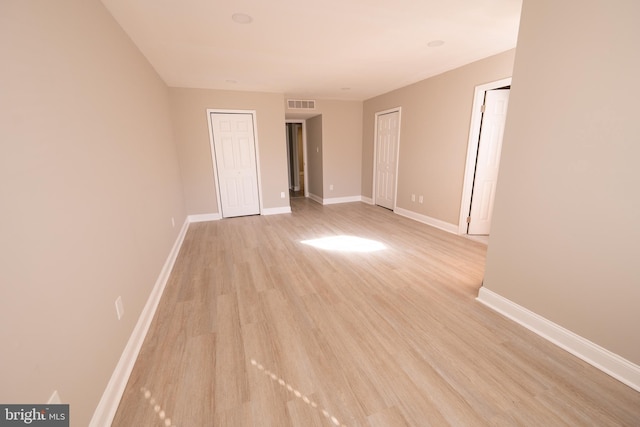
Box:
[112, 198, 640, 426]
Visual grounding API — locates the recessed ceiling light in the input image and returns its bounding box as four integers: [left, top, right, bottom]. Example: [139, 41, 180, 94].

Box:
[427, 40, 445, 48]
[226, 79, 238, 84]
[232, 13, 253, 24]
[341, 87, 351, 91]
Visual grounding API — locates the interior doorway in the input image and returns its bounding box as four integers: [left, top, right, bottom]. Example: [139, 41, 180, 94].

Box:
[459, 78, 511, 238]
[285, 120, 307, 198]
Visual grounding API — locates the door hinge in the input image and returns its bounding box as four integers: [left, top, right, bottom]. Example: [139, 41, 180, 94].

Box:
[481, 104, 486, 113]
[466, 216, 471, 224]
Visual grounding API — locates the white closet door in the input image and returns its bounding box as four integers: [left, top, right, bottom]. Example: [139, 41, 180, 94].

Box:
[469, 89, 510, 235]
[211, 113, 260, 218]
[375, 111, 400, 210]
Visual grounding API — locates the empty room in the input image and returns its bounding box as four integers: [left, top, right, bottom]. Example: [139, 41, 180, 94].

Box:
[1, 0, 639, 426]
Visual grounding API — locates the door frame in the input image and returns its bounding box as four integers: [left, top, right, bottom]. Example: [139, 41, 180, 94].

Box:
[285, 119, 308, 197]
[458, 77, 511, 234]
[206, 109, 263, 216]
[372, 107, 402, 209]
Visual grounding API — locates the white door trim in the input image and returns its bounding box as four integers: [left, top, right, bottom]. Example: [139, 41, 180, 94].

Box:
[206, 109, 263, 216]
[286, 119, 308, 197]
[458, 78, 511, 234]
[372, 107, 402, 210]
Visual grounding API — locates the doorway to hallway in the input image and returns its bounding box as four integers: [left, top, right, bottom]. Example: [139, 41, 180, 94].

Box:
[285, 120, 307, 199]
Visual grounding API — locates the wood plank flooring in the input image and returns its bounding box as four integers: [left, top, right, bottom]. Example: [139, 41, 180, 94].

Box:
[112, 198, 640, 426]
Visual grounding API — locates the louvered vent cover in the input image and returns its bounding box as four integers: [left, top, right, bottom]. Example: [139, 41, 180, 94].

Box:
[287, 99, 316, 110]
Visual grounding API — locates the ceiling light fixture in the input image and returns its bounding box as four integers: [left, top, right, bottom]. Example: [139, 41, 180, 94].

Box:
[427, 40, 445, 48]
[232, 13, 253, 24]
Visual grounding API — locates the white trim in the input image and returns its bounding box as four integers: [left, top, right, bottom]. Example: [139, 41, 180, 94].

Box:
[206, 109, 263, 218]
[188, 213, 221, 222]
[394, 207, 458, 234]
[308, 193, 323, 204]
[251, 114, 265, 213]
[303, 195, 368, 205]
[90, 218, 190, 427]
[206, 111, 224, 218]
[262, 206, 292, 215]
[361, 196, 373, 205]
[286, 119, 308, 198]
[477, 287, 640, 393]
[285, 124, 292, 190]
[322, 195, 362, 205]
[372, 107, 402, 209]
[458, 77, 511, 235]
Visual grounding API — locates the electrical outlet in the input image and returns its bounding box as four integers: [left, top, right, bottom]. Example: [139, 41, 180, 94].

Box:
[280, 191, 285, 198]
[329, 184, 334, 191]
[411, 194, 415, 202]
[419, 195, 424, 204]
[171, 217, 175, 228]
[115, 296, 124, 320]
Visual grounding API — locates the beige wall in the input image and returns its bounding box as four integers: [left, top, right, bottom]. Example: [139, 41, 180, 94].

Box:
[0, 1, 185, 424]
[483, 0, 640, 364]
[306, 116, 324, 198]
[170, 88, 289, 214]
[285, 99, 363, 200]
[362, 50, 515, 224]
[317, 100, 363, 199]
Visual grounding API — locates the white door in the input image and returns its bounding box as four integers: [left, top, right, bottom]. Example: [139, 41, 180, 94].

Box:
[211, 113, 260, 218]
[468, 89, 510, 234]
[375, 111, 400, 210]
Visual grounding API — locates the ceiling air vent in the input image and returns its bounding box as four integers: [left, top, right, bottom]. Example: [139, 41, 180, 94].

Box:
[287, 99, 316, 110]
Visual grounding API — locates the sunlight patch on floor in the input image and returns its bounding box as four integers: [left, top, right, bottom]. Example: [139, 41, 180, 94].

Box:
[140, 386, 175, 427]
[301, 235, 386, 253]
[250, 359, 345, 426]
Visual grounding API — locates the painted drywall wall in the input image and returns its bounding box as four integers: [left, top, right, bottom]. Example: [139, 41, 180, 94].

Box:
[483, 0, 640, 364]
[0, 0, 186, 424]
[285, 99, 363, 201]
[362, 50, 515, 224]
[306, 115, 324, 199]
[316, 100, 363, 200]
[170, 88, 289, 215]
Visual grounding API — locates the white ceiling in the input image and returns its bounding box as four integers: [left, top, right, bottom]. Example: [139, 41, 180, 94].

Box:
[101, 0, 522, 101]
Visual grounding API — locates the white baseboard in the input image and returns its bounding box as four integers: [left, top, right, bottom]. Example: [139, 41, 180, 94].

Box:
[477, 287, 640, 392]
[89, 218, 190, 427]
[188, 213, 221, 222]
[302, 194, 373, 206]
[189, 208, 293, 219]
[394, 207, 458, 234]
[262, 206, 292, 215]
[308, 193, 323, 204]
[322, 195, 362, 205]
[361, 196, 373, 205]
